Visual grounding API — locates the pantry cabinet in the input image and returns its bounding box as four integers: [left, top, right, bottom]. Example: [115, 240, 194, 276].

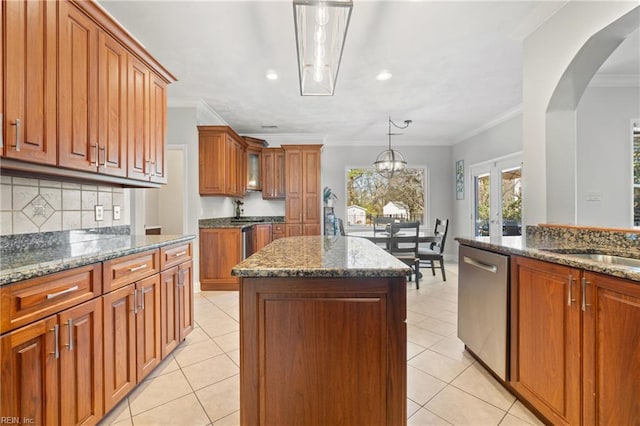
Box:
[3, 0, 58, 164]
[510, 256, 640, 425]
[283, 145, 322, 236]
[262, 147, 286, 199]
[198, 126, 248, 197]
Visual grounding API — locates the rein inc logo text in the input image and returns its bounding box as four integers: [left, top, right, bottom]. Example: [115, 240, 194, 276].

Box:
[0, 418, 34, 424]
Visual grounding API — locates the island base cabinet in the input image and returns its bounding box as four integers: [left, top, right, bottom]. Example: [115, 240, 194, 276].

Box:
[240, 277, 406, 426]
[582, 272, 640, 425]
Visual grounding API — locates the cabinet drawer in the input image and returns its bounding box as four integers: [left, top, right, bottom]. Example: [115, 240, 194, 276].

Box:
[0, 263, 102, 333]
[103, 249, 159, 292]
[272, 224, 285, 239]
[160, 242, 193, 270]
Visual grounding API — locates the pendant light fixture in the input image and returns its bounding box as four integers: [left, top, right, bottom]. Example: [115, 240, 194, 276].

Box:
[293, 0, 353, 96]
[374, 117, 412, 178]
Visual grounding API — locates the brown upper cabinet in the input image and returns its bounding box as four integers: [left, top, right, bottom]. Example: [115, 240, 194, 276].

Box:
[244, 136, 266, 192]
[198, 126, 248, 197]
[262, 147, 286, 199]
[1, 0, 175, 187]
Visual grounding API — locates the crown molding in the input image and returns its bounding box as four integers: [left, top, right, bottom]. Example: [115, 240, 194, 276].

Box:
[453, 105, 523, 144]
[167, 98, 228, 125]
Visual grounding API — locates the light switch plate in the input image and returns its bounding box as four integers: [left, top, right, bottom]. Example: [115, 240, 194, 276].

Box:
[113, 205, 121, 220]
[95, 205, 104, 221]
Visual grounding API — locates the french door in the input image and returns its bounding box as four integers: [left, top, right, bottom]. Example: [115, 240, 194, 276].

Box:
[470, 155, 522, 237]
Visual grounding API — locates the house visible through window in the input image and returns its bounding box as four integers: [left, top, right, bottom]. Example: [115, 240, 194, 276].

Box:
[634, 122, 640, 226]
[346, 168, 425, 226]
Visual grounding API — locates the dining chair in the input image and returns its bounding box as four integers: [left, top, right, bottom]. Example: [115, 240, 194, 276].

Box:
[418, 218, 449, 281]
[387, 221, 421, 288]
[373, 216, 395, 233]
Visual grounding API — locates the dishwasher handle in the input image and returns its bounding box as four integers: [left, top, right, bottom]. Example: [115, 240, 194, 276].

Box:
[463, 256, 498, 273]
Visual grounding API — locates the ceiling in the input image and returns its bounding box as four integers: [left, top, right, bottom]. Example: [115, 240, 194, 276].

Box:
[98, 1, 639, 146]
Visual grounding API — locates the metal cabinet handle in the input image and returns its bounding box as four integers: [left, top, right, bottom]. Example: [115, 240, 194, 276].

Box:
[90, 144, 99, 166]
[140, 288, 145, 310]
[463, 256, 497, 273]
[581, 277, 591, 311]
[99, 146, 107, 167]
[0, 113, 4, 149]
[47, 285, 79, 299]
[133, 289, 138, 314]
[51, 324, 59, 359]
[174, 251, 187, 257]
[12, 119, 20, 151]
[129, 264, 148, 273]
[66, 319, 74, 351]
[567, 275, 575, 306]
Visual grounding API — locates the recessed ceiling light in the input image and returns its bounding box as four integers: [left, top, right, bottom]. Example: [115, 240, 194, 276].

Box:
[261, 125, 278, 129]
[265, 70, 279, 80]
[376, 70, 392, 81]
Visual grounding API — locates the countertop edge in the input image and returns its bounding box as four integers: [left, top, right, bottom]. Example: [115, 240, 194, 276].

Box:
[456, 237, 640, 283]
[1, 234, 196, 287]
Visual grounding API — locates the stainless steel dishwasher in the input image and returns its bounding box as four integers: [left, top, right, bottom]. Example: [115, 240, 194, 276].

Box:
[458, 245, 509, 380]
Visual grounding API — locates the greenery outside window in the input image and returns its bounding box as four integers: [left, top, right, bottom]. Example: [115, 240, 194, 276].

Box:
[346, 168, 425, 227]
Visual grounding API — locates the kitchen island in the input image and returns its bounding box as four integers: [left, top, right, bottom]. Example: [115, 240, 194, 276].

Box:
[232, 236, 411, 426]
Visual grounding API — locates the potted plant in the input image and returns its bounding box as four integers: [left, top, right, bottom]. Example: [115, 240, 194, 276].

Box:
[323, 187, 337, 207]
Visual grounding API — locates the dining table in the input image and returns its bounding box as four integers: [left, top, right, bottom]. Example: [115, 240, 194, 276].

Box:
[347, 229, 441, 244]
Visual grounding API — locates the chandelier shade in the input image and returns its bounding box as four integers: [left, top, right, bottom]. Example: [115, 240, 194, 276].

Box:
[374, 116, 412, 178]
[293, 0, 353, 96]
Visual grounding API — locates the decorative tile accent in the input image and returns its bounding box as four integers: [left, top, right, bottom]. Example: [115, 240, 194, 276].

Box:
[0, 176, 130, 235]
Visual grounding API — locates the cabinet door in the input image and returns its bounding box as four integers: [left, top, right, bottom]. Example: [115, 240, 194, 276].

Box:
[127, 55, 150, 181]
[582, 272, 640, 424]
[302, 148, 321, 233]
[262, 148, 286, 199]
[0, 316, 59, 425]
[4, 0, 57, 164]
[254, 224, 273, 252]
[136, 274, 161, 381]
[199, 228, 242, 290]
[198, 131, 226, 195]
[160, 267, 179, 358]
[58, 1, 98, 172]
[510, 256, 581, 425]
[59, 298, 103, 425]
[273, 149, 286, 198]
[149, 73, 167, 183]
[225, 136, 237, 195]
[103, 285, 136, 412]
[178, 260, 194, 341]
[97, 31, 127, 177]
[284, 148, 303, 224]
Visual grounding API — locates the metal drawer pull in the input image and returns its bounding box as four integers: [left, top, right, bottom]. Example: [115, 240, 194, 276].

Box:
[47, 285, 79, 299]
[66, 319, 74, 351]
[581, 277, 591, 311]
[567, 275, 575, 306]
[463, 256, 497, 273]
[51, 324, 59, 359]
[174, 251, 187, 257]
[129, 264, 148, 272]
[12, 119, 20, 151]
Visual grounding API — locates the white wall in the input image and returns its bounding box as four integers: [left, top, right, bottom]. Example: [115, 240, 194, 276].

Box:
[577, 86, 640, 227]
[522, 2, 639, 226]
[451, 114, 522, 242]
[321, 144, 455, 256]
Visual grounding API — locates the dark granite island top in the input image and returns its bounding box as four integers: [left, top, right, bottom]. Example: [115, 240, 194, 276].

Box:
[234, 235, 409, 425]
[232, 235, 412, 278]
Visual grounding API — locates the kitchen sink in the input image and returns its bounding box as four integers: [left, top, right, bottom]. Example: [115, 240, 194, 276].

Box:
[562, 253, 640, 268]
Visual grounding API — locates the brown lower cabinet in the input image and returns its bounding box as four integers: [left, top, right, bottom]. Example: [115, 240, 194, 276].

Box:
[200, 228, 242, 290]
[510, 256, 640, 424]
[0, 241, 194, 425]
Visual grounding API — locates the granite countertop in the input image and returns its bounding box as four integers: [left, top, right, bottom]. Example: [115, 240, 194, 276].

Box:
[232, 236, 412, 278]
[456, 233, 640, 283]
[199, 216, 285, 229]
[1, 234, 195, 287]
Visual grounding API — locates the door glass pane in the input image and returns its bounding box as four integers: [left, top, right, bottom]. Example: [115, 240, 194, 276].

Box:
[474, 173, 490, 236]
[501, 167, 522, 236]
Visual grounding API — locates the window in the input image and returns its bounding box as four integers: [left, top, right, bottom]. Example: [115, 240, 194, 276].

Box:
[346, 168, 425, 226]
[633, 122, 640, 226]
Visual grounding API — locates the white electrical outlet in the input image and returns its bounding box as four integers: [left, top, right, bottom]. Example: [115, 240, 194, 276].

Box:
[95, 205, 104, 221]
[113, 205, 121, 220]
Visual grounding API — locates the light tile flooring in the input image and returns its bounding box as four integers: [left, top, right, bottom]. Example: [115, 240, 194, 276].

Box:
[99, 263, 544, 426]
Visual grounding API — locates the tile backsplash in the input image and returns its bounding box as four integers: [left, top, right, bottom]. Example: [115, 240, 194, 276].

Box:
[0, 175, 130, 236]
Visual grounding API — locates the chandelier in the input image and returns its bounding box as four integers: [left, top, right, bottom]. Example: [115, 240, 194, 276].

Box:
[293, 0, 353, 96]
[374, 117, 412, 178]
